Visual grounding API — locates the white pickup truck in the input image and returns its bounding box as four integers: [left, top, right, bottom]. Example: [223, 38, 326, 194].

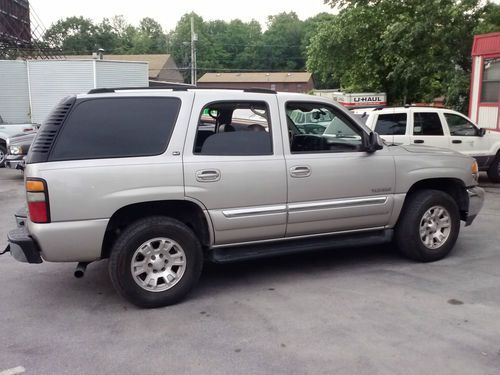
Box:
[0, 115, 37, 167]
[359, 107, 500, 182]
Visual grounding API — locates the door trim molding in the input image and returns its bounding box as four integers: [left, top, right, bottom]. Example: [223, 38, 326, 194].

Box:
[222, 204, 287, 218]
[288, 196, 388, 212]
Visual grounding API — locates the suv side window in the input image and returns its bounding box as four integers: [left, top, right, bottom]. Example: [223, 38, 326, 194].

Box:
[50, 97, 181, 161]
[194, 101, 272, 156]
[286, 102, 363, 153]
[374, 113, 407, 135]
[444, 113, 479, 136]
[413, 112, 444, 136]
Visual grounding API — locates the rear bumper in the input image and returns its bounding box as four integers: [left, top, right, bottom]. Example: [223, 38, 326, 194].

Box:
[465, 186, 485, 226]
[5, 227, 43, 264]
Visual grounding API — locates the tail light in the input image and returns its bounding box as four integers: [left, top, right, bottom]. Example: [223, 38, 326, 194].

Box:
[23, 128, 33, 132]
[26, 179, 50, 223]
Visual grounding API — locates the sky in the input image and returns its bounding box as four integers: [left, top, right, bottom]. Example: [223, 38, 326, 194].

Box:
[29, 0, 336, 32]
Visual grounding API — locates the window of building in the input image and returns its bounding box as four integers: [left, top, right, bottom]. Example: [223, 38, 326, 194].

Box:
[481, 58, 500, 103]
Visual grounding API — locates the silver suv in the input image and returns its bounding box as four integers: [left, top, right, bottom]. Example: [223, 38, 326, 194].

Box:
[4, 87, 485, 307]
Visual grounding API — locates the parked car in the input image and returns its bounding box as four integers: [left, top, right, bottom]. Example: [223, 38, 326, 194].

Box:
[356, 107, 500, 182]
[3, 87, 484, 308]
[0, 115, 37, 167]
[5, 131, 36, 171]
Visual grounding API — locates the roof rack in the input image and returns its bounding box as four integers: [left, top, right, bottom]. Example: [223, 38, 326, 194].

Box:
[87, 86, 277, 95]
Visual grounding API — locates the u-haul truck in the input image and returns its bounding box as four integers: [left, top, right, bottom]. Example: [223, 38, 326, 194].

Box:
[313, 90, 387, 108]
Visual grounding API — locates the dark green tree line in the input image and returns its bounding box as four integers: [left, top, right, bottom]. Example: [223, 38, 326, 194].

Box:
[308, 0, 500, 111]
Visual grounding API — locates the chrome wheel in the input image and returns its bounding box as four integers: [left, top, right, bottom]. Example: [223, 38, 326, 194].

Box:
[419, 206, 451, 249]
[130, 237, 186, 292]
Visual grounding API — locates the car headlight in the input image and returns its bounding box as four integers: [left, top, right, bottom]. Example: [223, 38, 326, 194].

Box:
[9, 145, 22, 155]
[472, 161, 479, 182]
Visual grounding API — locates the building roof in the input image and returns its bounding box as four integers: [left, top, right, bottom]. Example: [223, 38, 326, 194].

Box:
[472, 32, 500, 57]
[198, 72, 313, 84]
[64, 54, 178, 80]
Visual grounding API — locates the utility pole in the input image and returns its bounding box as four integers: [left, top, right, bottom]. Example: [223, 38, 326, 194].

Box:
[190, 16, 198, 86]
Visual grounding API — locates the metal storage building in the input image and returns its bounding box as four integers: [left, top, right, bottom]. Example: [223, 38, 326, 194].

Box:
[0, 59, 148, 124]
[469, 32, 500, 131]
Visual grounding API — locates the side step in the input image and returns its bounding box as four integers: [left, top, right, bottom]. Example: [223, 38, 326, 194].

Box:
[209, 229, 393, 264]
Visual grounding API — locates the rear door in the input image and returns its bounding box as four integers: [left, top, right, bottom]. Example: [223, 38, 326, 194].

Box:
[183, 91, 287, 245]
[410, 110, 449, 148]
[372, 110, 409, 145]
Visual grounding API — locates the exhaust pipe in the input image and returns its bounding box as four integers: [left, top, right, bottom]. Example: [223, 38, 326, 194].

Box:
[74, 262, 89, 278]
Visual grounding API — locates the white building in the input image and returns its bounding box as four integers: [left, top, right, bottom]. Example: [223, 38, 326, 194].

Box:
[0, 59, 148, 124]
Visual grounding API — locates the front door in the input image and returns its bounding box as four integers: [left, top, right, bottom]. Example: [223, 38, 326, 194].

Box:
[280, 98, 396, 237]
[183, 92, 287, 245]
[443, 111, 492, 168]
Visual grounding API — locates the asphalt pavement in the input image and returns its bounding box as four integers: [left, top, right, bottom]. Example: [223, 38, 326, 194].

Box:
[0, 167, 499, 374]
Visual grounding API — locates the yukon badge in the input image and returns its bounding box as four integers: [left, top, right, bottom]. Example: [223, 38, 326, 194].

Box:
[372, 187, 392, 193]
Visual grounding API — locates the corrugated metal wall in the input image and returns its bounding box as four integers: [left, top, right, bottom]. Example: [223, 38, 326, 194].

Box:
[0, 60, 30, 123]
[28, 60, 95, 124]
[1, 59, 149, 124]
[96, 61, 148, 88]
[477, 106, 498, 129]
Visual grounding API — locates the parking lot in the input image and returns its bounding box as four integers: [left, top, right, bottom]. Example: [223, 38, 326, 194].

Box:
[0, 167, 499, 374]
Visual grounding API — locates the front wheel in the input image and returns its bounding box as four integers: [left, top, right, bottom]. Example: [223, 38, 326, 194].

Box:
[108, 216, 203, 308]
[395, 190, 460, 262]
[0, 145, 6, 168]
[487, 156, 500, 183]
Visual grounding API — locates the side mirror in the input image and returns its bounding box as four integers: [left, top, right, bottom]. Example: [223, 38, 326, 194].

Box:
[478, 128, 486, 137]
[366, 131, 384, 153]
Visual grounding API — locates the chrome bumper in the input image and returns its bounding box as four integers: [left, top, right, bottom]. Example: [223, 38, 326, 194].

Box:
[465, 186, 485, 226]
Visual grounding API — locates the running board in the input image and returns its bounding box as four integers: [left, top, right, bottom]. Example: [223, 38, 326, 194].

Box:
[208, 229, 393, 264]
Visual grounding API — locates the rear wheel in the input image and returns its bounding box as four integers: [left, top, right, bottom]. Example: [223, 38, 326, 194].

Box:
[395, 189, 460, 262]
[487, 156, 500, 183]
[0, 144, 6, 168]
[109, 216, 203, 308]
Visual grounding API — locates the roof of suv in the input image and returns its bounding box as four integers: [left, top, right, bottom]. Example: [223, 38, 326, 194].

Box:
[80, 86, 315, 101]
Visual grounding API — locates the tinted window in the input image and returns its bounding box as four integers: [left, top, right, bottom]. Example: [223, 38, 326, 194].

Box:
[374, 113, 407, 135]
[444, 113, 479, 136]
[194, 102, 272, 156]
[50, 97, 180, 161]
[413, 112, 443, 136]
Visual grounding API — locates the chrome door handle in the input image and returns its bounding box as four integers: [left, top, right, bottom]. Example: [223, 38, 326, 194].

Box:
[290, 165, 311, 178]
[196, 169, 221, 182]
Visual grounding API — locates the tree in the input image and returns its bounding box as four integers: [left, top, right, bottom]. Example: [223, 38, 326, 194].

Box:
[257, 12, 306, 70]
[309, 0, 494, 111]
[131, 18, 167, 54]
[44, 16, 98, 54]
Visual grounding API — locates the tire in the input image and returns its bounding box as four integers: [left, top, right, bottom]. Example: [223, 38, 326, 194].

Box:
[395, 189, 460, 262]
[109, 216, 203, 308]
[487, 156, 500, 183]
[0, 144, 6, 168]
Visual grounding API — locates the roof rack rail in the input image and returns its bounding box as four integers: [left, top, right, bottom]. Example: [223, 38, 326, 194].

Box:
[87, 85, 277, 95]
[243, 88, 276, 94]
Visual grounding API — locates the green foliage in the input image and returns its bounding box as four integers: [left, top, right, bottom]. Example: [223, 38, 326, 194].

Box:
[43, 15, 168, 55]
[310, 0, 497, 110]
[44, 16, 98, 54]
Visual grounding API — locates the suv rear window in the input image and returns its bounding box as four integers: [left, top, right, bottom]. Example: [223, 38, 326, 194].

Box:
[50, 97, 180, 161]
[374, 113, 407, 135]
